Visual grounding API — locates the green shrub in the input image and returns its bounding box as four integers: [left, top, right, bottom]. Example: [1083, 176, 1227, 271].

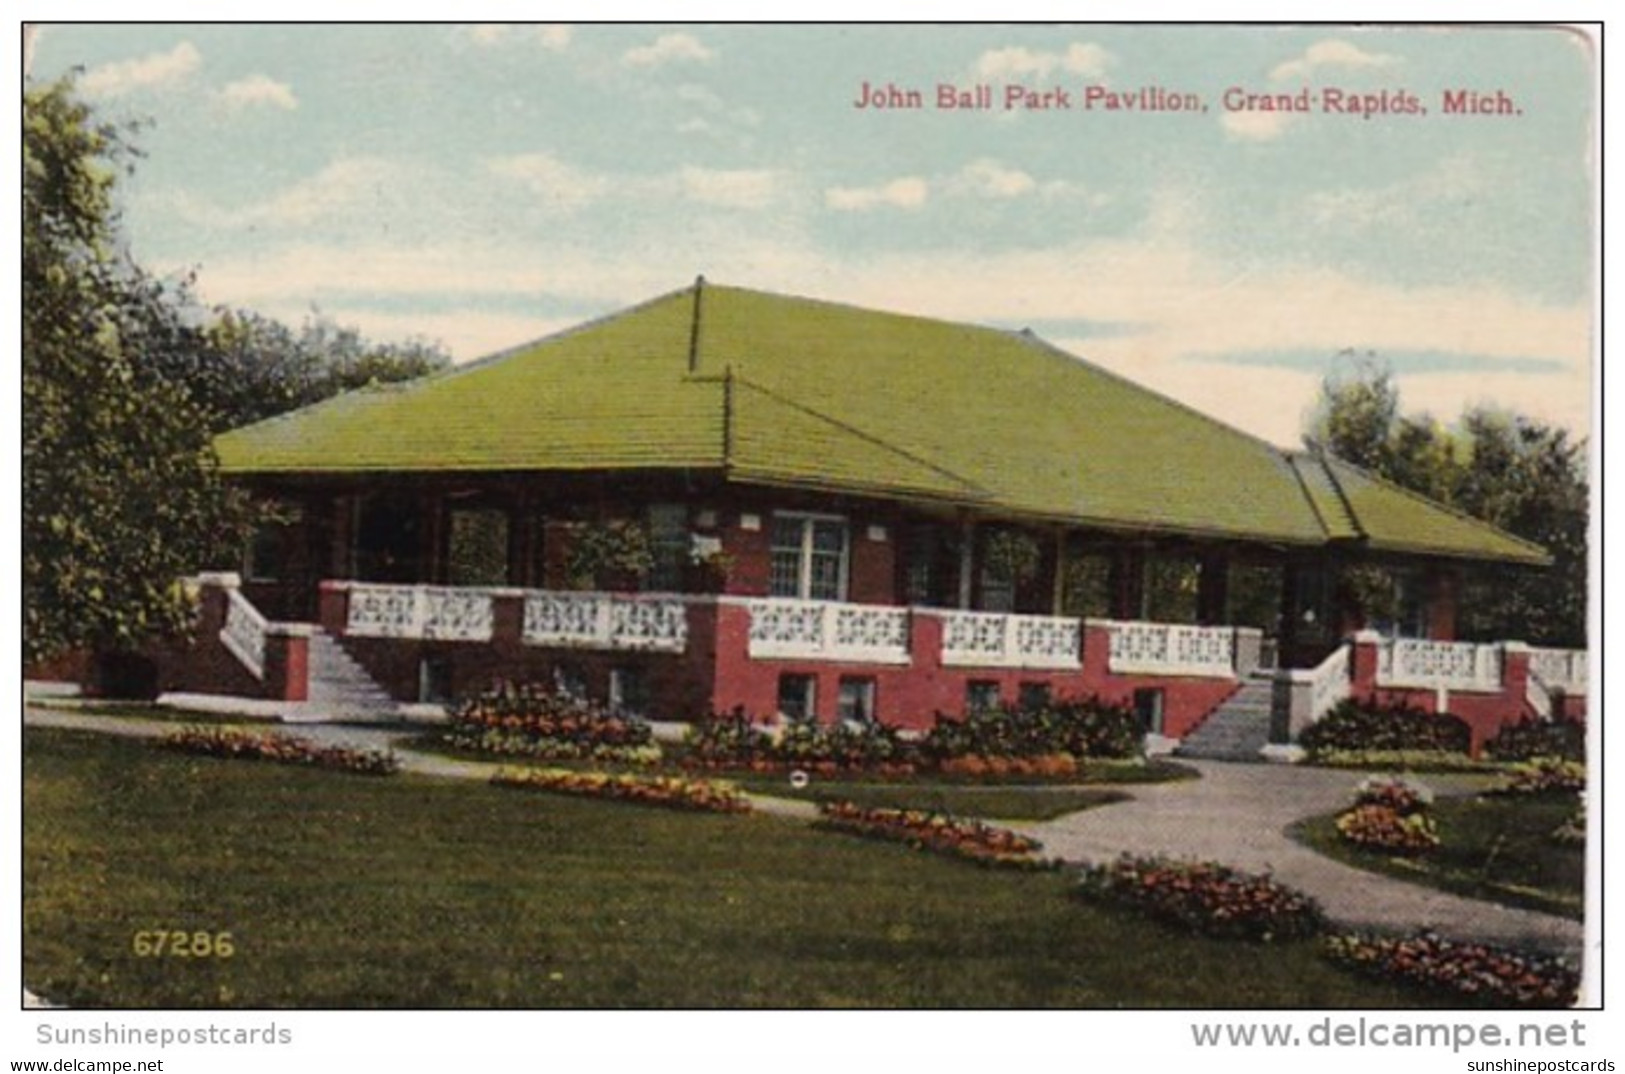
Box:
[681, 709, 916, 773]
[1485, 719, 1586, 762]
[1300, 699, 1471, 758]
[1308, 749, 1494, 772]
[921, 697, 1140, 762]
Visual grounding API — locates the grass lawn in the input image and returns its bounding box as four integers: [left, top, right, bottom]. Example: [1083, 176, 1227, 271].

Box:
[1292, 795, 1585, 921]
[25, 727, 1445, 1009]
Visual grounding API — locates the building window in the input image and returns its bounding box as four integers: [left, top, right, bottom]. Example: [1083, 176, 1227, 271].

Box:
[965, 680, 1002, 713]
[419, 657, 453, 705]
[777, 673, 817, 722]
[1018, 682, 1052, 711]
[646, 504, 689, 593]
[1133, 687, 1165, 736]
[769, 513, 849, 601]
[837, 677, 877, 724]
[244, 504, 302, 583]
[447, 506, 511, 587]
[609, 667, 651, 717]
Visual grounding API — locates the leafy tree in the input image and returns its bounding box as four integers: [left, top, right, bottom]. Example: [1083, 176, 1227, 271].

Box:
[182, 308, 449, 433]
[1305, 359, 1587, 647]
[24, 78, 248, 666]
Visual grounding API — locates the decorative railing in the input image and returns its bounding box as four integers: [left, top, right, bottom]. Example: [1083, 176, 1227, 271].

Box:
[346, 584, 495, 642]
[1528, 647, 1589, 695]
[220, 587, 268, 680]
[747, 598, 909, 664]
[1526, 672, 1554, 721]
[1308, 641, 1351, 721]
[1376, 638, 1501, 691]
[939, 610, 1081, 670]
[524, 591, 688, 652]
[1095, 619, 1236, 678]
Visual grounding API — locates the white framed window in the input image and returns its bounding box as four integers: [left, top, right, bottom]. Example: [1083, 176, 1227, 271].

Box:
[777, 673, 817, 722]
[837, 677, 876, 723]
[769, 513, 849, 601]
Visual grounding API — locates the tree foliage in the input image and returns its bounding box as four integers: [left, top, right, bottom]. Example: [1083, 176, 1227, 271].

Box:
[174, 307, 449, 434]
[23, 79, 248, 664]
[1306, 358, 1588, 647]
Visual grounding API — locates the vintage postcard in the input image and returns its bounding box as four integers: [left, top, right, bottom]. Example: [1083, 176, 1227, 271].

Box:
[18, 19, 1600, 1066]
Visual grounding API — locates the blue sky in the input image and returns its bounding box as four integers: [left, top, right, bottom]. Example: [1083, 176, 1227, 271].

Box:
[29, 23, 1595, 446]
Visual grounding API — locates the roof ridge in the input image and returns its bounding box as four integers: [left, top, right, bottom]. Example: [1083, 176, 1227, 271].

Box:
[1304, 449, 1367, 542]
[1283, 454, 1341, 542]
[730, 373, 990, 498]
[1315, 452, 1552, 563]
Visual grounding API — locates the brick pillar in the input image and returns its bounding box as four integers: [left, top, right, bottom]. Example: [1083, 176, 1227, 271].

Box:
[264, 625, 312, 702]
[318, 581, 350, 635]
[1349, 629, 1383, 703]
[1498, 641, 1533, 748]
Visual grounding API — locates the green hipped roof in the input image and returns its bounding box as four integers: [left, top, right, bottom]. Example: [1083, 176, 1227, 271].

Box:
[215, 281, 1549, 567]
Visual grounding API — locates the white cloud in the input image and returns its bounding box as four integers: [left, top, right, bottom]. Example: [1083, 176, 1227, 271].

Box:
[680, 167, 778, 209]
[486, 153, 608, 212]
[952, 159, 1036, 199]
[623, 33, 713, 68]
[1270, 39, 1398, 82]
[464, 24, 571, 50]
[80, 41, 201, 97]
[1220, 109, 1297, 143]
[219, 74, 298, 111]
[825, 177, 929, 212]
[974, 42, 1113, 80]
[1301, 156, 1484, 229]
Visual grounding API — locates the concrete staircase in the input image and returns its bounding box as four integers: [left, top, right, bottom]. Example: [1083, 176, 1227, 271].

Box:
[1175, 676, 1275, 762]
[293, 631, 399, 722]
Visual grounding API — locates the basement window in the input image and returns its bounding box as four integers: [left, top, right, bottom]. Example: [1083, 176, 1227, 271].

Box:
[836, 677, 877, 724]
[777, 673, 817, 723]
[965, 680, 1001, 714]
[1018, 682, 1052, 711]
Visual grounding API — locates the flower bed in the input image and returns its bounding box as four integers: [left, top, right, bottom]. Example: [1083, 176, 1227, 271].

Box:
[1324, 932, 1580, 1008]
[449, 728, 661, 767]
[1491, 758, 1586, 797]
[815, 801, 1051, 869]
[937, 753, 1078, 778]
[491, 767, 750, 814]
[1335, 804, 1440, 854]
[1306, 748, 1493, 772]
[158, 726, 399, 776]
[1075, 855, 1325, 942]
[1335, 776, 1439, 854]
[447, 682, 658, 764]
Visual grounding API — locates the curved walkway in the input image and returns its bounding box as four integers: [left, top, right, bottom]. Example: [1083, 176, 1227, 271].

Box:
[1011, 759, 1588, 961]
[23, 709, 1585, 960]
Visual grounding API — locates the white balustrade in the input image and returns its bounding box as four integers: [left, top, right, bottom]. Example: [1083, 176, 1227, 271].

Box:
[220, 587, 268, 680]
[524, 591, 688, 652]
[1528, 647, 1589, 695]
[1308, 642, 1351, 720]
[1526, 673, 1554, 721]
[939, 610, 1081, 670]
[747, 598, 909, 664]
[1377, 638, 1502, 691]
[1096, 619, 1236, 678]
[346, 583, 494, 642]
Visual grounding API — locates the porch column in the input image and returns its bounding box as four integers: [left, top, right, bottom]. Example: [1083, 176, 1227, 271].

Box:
[1051, 529, 1068, 616]
[1196, 552, 1230, 626]
[957, 519, 975, 609]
